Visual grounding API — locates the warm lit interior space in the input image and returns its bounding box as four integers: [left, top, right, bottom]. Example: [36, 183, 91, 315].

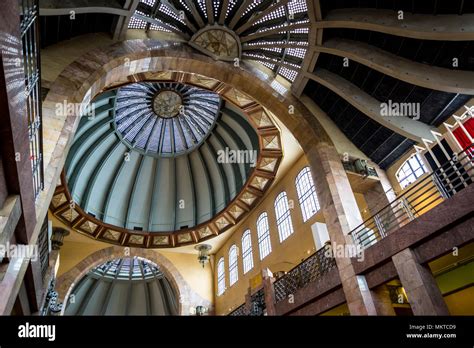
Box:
[0, 0, 473, 321]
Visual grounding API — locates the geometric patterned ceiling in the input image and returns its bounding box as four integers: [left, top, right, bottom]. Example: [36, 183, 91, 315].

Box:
[128, 0, 310, 82]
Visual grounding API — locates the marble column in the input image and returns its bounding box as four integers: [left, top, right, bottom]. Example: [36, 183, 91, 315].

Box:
[307, 142, 380, 315]
[262, 268, 277, 315]
[392, 248, 449, 315]
[371, 285, 396, 316]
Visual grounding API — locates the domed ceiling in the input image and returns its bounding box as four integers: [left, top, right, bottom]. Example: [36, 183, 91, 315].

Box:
[65, 257, 178, 315]
[50, 72, 283, 248]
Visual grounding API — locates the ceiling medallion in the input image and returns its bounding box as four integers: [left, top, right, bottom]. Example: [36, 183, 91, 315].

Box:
[152, 90, 183, 118]
[190, 26, 241, 62]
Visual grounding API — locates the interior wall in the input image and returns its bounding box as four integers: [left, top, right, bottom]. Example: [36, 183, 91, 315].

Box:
[213, 154, 371, 315]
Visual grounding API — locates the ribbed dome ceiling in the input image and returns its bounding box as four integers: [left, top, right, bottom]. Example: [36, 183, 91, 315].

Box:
[115, 82, 220, 157]
[65, 81, 259, 232]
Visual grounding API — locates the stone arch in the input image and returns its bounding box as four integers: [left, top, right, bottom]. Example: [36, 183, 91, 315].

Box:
[55, 246, 211, 315]
[40, 40, 335, 240]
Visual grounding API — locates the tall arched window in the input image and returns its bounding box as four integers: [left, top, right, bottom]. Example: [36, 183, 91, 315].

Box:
[274, 191, 294, 242]
[396, 153, 427, 189]
[295, 166, 320, 222]
[241, 230, 254, 274]
[257, 212, 272, 260]
[217, 257, 225, 296]
[228, 245, 238, 286]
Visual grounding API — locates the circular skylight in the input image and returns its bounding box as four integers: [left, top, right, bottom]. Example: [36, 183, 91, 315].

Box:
[90, 257, 162, 280]
[115, 82, 220, 157]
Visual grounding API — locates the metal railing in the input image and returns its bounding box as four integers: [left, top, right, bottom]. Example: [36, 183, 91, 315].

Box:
[350, 145, 474, 249]
[273, 244, 337, 303]
[249, 288, 266, 316]
[20, 0, 44, 200]
[228, 303, 247, 316]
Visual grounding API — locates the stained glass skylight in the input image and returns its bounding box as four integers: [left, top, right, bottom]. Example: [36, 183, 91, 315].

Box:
[115, 82, 220, 157]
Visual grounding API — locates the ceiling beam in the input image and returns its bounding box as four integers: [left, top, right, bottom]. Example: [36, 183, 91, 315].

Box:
[134, 13, 189, 39]
[229, 0, 253, 29]
[235, 0, 290, 35]
[206, 0, 214, 24]
[240, 22, 309, 43]
[183, 0, 206, 28]
[162, 0, 197, 32]
[306, 68, 437, 142]
[316, 9, 474, 41]
[243, 42, 308, 50]
[218, 0, 230, 25]
[114, 0, 141, 40]
[39, 6, 129, 16]
[314, 38, 474, 94]
[242, 55, 299, 71]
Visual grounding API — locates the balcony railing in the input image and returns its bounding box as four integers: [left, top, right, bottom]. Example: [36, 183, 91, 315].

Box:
[228, 303, 247, 316]
[249, 288, 266, 316]
[273, 245, 337, 303]
[350, 144, 474, 249]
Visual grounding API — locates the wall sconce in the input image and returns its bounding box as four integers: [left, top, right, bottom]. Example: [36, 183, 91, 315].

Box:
[194, 244, 212, 268]
[51, 228, 70, 250]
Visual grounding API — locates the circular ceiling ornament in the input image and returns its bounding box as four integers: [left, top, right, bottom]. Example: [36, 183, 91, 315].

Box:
[190, 26, 241, 62]
[114, 82, 220, 157]
[152, 90, 183, 118]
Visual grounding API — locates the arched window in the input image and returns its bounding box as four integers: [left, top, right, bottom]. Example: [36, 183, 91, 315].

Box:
[217, 257, 225, 296]
[228, 245, 238, 286]
[257, 212, 272, 260]
[241, 230, 254, 274]
[396, 153, 427, 189]
[295, 166, 320, 222]
[274, 191, 294, 242]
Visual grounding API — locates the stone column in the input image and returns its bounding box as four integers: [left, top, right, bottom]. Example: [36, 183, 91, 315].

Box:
[371, 285, 396, 316]
[262, 268, 277, 315]
[392, 248, 449, 315]
[244, 287, 252, 315]
[307, 142, 379, 315]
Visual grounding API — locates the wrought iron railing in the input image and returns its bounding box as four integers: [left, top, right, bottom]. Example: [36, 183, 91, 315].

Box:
[273, 245, 337, 303]
[249, 288, 266, 316]
[350, 145, 474, 249]
[228, 303, 247, 316]
[20, 0, 44, 199]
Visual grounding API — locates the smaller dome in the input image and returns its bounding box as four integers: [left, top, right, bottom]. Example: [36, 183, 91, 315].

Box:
[65, 257, 179, 315]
